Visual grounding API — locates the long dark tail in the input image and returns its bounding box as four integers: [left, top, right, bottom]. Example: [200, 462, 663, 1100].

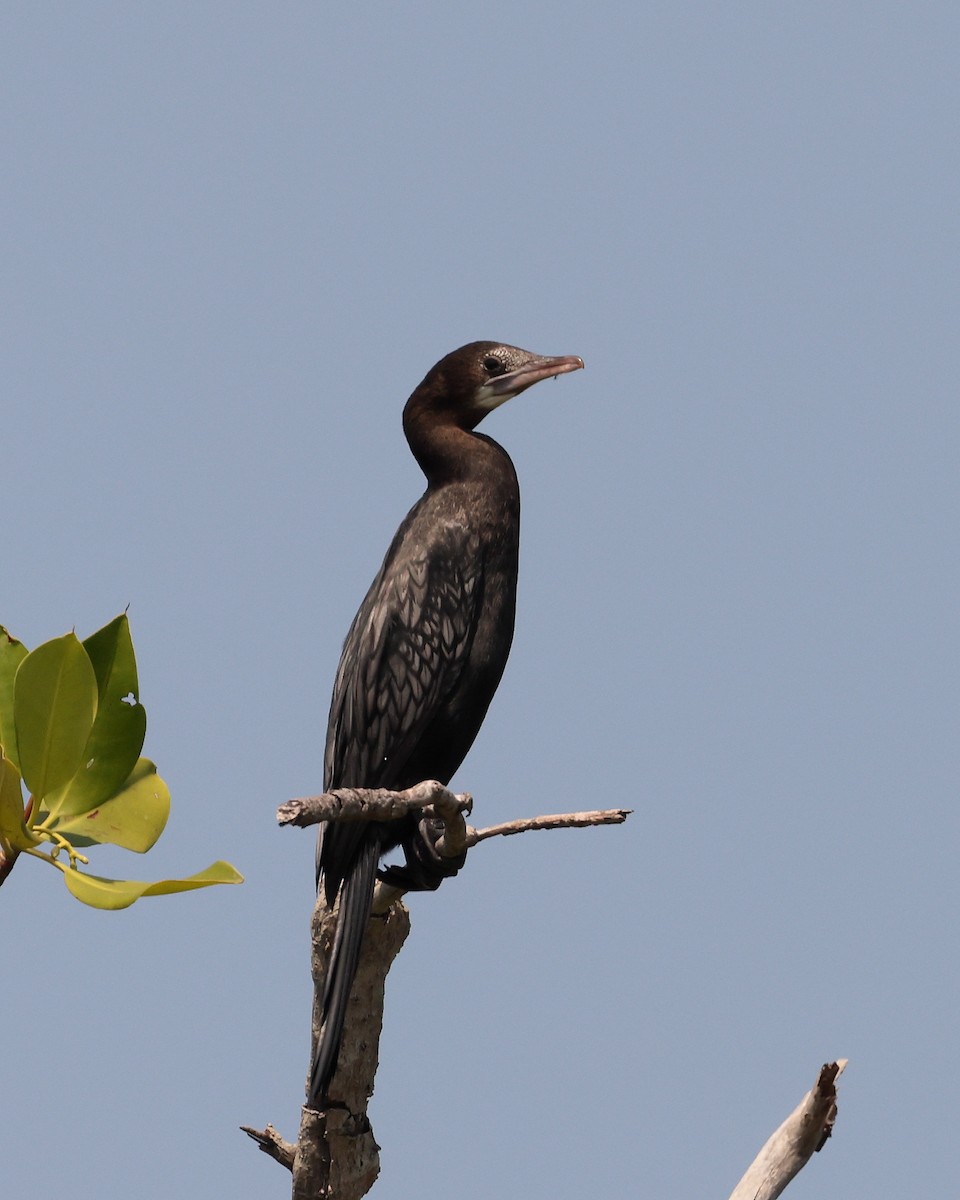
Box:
[308, 833, 379, 1108]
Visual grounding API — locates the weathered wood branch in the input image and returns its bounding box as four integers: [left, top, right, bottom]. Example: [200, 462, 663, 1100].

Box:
[728, 1059, 847, 1200]
[464, 808, 632, 845]
[239, 1123, 296, 1169]
[277, 780, 471, 831]
[278, 781, 630, 860]
[244, 781, 630, 1199]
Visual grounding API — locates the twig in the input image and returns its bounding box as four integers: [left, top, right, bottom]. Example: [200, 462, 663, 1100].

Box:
[467, 808, 631, 845]
[728, 1060, 847, 1200]
[239, 1123, 296, 1169]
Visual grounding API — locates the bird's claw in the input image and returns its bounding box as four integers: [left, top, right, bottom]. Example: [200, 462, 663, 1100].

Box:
[376, 816, 466, 892]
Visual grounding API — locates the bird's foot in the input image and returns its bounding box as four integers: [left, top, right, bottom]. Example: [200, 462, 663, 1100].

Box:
[376, 816, 466, 892]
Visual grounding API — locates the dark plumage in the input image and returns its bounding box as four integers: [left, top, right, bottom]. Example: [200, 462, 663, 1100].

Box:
[309, 340, 583, 1107]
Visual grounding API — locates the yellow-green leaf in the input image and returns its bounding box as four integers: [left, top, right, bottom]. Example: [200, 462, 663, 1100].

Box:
[15, 634, 98, 800]
[62, 860, 244, 910]
[0, 628, 28, 769]
[46, 759, 170, 852]
[0, 752, 38, 851]
[47, 616, 146, 818]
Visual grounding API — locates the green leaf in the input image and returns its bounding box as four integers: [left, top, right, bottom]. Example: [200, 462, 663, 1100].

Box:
[0, 627, 28, 769]
[0, 752, 38, 851]
[46, 615, 147, 818]
[15, 634, 98, 800]
[62, 860, 244, 910]
[46, 758, 170, 852]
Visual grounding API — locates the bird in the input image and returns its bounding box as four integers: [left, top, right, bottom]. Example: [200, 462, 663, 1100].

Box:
[309, 340, 584, 1107]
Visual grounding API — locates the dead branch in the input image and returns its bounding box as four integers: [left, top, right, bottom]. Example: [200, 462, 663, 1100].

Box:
[278, 782, 630, 861]
[246, 781, 631, 1199]
[243, 900, 410, 1200]
[465, 808, 631, 845]
[728, 1060, 847, 1200]
[240, 1123, 296, 1169]
[277, 780, 471, 831]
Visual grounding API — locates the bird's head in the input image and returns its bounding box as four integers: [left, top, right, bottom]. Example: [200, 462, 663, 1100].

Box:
[405, 341, 584, 433]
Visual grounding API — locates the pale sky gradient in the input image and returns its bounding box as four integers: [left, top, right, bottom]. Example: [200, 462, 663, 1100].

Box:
[3, 5, 958, 1198]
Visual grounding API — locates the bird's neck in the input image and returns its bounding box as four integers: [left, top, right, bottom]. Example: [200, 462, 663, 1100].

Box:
[405, 418, 516, 491]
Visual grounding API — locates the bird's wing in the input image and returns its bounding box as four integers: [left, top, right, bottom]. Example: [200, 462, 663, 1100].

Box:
[318, 523, 484, 892]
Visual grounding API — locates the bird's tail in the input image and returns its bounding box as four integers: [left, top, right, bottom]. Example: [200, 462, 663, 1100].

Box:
[308, 833, 379, 1108]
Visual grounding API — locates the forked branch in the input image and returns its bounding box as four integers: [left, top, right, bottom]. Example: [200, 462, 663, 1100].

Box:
[245, 781, 630, 1199]
[278, 780, 631, 859]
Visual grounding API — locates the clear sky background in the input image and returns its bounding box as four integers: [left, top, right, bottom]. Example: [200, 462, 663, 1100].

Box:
[3, 4, 957, 1198]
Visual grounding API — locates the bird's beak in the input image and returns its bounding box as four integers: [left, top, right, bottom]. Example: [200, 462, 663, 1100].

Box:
[490, 354, 584, 397]
[478, 354, 585, 410]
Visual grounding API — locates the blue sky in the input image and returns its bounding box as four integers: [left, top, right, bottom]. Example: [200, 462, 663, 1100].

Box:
[3, 4, 958, 1197]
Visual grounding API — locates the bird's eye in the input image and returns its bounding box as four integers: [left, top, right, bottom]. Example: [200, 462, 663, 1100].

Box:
[483, 355, 506, 376]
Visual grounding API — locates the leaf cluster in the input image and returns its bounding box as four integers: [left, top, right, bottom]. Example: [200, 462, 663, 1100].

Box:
[0, 615, 241, 908]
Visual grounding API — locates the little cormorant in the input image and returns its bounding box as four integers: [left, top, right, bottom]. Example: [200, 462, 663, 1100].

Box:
[310, 341, 584, 1107]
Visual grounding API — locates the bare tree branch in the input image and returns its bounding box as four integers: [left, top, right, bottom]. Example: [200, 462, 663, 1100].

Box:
[728, 1060, 847, 1200]
[242, 898, 410, 1199]
[250, 782, 634, 1197]
[239, 1123, 296, 1169]
[465, 808, 632, 845]
[278, 782, 630, 860]
[277, 780, 470, 830]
